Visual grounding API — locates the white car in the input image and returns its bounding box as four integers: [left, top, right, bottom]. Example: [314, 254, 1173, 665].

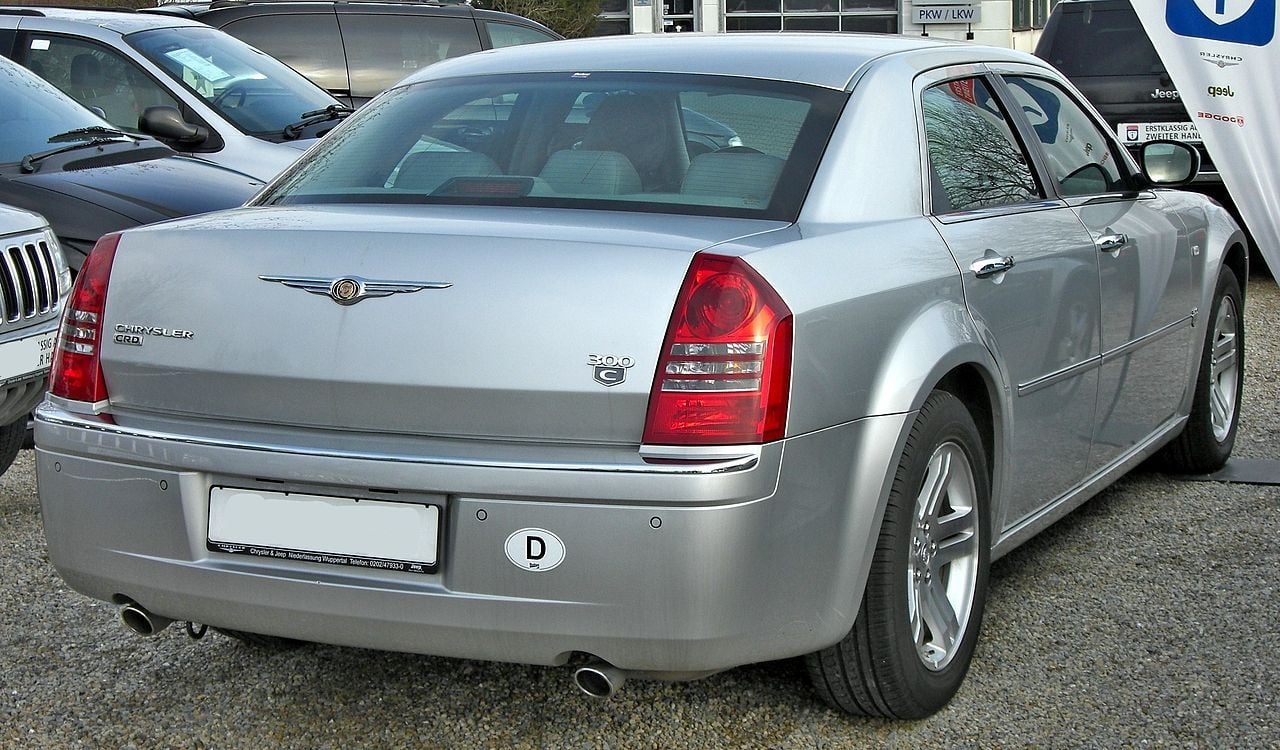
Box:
[0, 6, 347, 181]
[0, 204, 68, 475]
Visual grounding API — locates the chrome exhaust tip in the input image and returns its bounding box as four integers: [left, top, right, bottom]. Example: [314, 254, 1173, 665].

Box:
[573, 661, 626, 699]
[119, 603, 173, 637]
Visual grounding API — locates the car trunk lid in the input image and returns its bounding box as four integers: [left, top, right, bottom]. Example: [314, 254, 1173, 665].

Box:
[99, 205, 787, 445]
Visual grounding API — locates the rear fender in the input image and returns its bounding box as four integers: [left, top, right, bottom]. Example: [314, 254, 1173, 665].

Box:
[829, 302, 1009, 630]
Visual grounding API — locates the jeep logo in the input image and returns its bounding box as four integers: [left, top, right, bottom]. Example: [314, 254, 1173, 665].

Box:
[1206, 84, 1235, 97]
[1150, 89, 1181, 100]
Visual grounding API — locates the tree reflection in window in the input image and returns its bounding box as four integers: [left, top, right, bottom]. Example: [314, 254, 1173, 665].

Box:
[923, 78, 1040, 213]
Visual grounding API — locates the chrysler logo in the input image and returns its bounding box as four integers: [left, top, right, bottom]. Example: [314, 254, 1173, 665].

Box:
[259, 275, 452, 305]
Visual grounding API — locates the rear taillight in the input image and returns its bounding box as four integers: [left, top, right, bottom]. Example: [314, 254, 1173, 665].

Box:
[643, 254, 792, 445]
[49, 233, 119, 406]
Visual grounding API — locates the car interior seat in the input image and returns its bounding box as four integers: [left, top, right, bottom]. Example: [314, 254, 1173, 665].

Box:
[578, 92, 689, 192]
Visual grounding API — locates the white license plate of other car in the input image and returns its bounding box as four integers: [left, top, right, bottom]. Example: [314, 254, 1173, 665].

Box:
[1117, 121, 1201, 144]
[208, 487, 439, 573]
[0, 329, 55, 385]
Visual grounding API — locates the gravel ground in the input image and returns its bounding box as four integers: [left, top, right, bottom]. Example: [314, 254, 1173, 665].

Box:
[1, 279, 1276, 749]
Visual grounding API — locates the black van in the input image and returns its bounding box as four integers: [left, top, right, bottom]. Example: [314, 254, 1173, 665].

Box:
[147, 0, 559, 107]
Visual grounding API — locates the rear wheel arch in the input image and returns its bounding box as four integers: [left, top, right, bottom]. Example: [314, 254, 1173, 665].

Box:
[933, 363, 1000, 494]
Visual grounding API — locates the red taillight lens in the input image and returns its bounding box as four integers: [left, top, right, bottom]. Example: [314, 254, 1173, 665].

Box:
[49, 233, 119, 405]
[643, 254, 792, 445]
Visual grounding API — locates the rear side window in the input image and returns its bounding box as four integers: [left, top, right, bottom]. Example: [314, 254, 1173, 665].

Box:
[260, 72, 845, 222]
[922, 77, 1041, 213]
[337, 15, 482, 97]
[484, 22, 556, 49]
[223, 13, 349, 93]
[1040, 7, 1164, 78]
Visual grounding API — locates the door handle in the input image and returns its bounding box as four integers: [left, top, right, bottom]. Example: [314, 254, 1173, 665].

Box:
[970, 254, 1015, 279]
[1096, 233, 1129, 254]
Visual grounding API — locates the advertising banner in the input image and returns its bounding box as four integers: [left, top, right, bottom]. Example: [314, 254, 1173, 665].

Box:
[1130, 0, 1280, 274]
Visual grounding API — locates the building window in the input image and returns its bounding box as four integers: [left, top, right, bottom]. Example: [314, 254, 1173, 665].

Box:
[725, 0, 898, 34]
[663, 0, 698, 32]
[1013, 0, 1058, 31]
[595, 0, 632, 35]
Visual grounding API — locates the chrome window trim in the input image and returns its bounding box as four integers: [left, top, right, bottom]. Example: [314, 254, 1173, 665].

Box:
[931, 199, 1068, 224]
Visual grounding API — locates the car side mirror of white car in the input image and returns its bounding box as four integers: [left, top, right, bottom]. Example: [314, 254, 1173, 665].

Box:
[138, 105, 209, 146]
[1140, 140, 1200, 187]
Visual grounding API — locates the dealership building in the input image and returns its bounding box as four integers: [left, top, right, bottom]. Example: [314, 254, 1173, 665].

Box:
[594, 0, 1056, 50]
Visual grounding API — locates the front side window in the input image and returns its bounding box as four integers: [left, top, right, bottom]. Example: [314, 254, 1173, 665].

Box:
[22, 34, 180, 133]
[1004, 76, 1126, 197]
[922, 77, 1041, 213]
[127, 26, 337, 138]
[260, 73, 845, 221]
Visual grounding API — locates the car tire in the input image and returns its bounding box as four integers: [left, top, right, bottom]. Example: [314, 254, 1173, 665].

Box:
[0, 417, 27, 476]
[805, 390, 990, 718]
[213, 627, 306, 650]
[1154, 269, 1244, 474]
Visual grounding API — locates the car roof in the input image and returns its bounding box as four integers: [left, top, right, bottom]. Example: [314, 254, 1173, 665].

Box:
[147, 0, 557, 34]
[400, 33, 1044, 92]
[153, 0, 471, 8]
[0, 6, 204, 34]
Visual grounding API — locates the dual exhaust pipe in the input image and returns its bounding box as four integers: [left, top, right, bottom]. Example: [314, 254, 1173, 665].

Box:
[119, 603, 630, 699]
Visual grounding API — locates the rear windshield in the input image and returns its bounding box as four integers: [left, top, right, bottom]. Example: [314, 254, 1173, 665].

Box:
[1042, 7, 1165, 77]
[258, 72, 846, 221]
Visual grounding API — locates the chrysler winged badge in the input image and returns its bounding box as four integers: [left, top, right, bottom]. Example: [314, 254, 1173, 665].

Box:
[259, 275, 452, 305]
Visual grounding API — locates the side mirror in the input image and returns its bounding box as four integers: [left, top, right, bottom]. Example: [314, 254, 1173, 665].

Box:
[1140, 140, 1199, 186]
[138, 106, 209, 145]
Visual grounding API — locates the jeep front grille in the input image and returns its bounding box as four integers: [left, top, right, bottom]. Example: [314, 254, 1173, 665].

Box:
[0, 239, 59, 323]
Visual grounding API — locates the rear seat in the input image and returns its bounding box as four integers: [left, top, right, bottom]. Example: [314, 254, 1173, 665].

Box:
[681, 151, 785, 206]
[538, 150, 641, 195]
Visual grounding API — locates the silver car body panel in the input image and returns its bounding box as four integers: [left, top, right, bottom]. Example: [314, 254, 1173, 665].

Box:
[38, 403, 909, 670]
[35, 36, 1246, 673]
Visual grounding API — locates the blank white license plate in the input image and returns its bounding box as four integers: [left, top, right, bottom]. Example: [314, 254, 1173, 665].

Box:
[0, 329, 55, 385]
[208, 487, 439, 574]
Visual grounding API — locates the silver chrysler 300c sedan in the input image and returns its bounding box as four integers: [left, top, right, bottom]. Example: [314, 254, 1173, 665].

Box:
[36, 34, 1246, 718]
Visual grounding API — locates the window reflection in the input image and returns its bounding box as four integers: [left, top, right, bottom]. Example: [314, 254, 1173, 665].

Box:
[923, 78, 1041, 212]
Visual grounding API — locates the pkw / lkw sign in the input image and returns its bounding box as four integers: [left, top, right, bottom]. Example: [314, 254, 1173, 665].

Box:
[913, 4, 982, 23]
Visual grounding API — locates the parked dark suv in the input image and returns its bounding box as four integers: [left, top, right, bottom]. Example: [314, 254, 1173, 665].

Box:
[147, 0, 560, 107]
[1035, 0, 1221, 187]
[1034, 0, 1270, 269]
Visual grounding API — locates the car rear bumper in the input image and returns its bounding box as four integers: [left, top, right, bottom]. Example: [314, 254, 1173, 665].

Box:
[35, 403, 909, 673]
